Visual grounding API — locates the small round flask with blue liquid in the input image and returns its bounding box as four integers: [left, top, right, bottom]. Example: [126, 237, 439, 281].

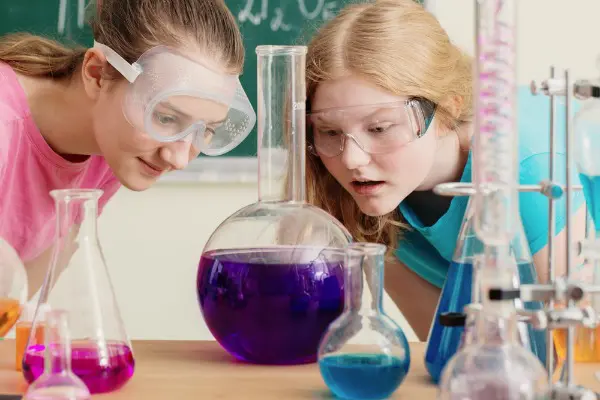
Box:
[317, 243, 410, 400]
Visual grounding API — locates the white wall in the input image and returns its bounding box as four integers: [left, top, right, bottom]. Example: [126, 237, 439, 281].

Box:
[96, 0, 600, 343]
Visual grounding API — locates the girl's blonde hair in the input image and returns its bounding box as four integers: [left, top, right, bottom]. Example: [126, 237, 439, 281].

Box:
[0, 0, 244, 80]
[305, 0, 473, 252]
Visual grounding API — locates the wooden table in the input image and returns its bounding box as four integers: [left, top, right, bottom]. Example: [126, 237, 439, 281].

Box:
[1, 340, 599, 399]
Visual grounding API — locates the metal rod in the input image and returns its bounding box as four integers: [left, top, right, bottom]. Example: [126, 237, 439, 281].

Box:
[564, 69, 575, 387]
[433, 182, 582, 197]
[546, 65, 556, 381]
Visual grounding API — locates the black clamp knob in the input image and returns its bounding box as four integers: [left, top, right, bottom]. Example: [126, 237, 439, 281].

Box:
[488, 288, 521, 301]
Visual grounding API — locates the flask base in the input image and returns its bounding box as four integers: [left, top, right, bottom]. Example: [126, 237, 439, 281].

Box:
[319, 354, 408, 400]
[23, 341, 135, 394]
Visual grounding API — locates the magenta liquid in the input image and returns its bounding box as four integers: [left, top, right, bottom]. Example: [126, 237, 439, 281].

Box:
[22, 342, 135, 394]
[197, 247, 345, 365]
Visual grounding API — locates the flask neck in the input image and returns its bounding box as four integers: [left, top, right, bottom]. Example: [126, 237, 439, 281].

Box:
[54, 190, 101, 242]
[44, 310, 73, 375]
[256, 48, 307, 204]
[476, 310, 519, 345]
[344, 249, 384, 315]
[258, 143, 306, 203]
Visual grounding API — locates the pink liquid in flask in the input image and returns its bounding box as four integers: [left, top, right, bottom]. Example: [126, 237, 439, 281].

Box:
[22, 341, 134, 394]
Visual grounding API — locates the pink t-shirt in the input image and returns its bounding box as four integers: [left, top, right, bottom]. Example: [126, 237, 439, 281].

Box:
[0, 63, 121, 262]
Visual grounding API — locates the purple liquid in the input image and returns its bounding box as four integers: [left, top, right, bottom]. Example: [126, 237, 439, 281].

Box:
[197, 247, 345, 365]
[23, 342, 134, 394]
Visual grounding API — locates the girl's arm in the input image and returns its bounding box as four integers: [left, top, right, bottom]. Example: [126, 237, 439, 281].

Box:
[384, 257, 441, 341]
[25, 224, 80, 298]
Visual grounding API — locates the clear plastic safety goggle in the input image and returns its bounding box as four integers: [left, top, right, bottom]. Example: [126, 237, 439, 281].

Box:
[94, 42, 256, 156]
[307, 99, 436, 157]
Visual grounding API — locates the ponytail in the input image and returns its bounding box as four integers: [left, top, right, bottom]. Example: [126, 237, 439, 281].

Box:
[0, 33, 86, 79]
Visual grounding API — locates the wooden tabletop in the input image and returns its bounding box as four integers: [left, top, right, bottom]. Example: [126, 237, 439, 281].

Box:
[1, 340, 599, 399]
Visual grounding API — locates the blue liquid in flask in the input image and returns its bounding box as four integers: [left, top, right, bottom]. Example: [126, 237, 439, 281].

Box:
[425, 261, 548, 384]
[319, 353, 409, 400]
[580, 173, 600, 232]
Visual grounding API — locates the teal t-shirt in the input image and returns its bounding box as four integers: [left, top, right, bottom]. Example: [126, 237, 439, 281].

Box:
[396, 86, 586, 289]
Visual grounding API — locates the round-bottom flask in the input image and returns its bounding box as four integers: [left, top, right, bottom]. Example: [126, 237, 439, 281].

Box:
[318, 243, 410, 400]
[438, 309, 549, 399]
[197, 45, 351, 365]
[24, 309, 91, 400]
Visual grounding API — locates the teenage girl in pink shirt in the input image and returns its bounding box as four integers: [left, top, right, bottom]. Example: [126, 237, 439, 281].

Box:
[0, 0, 256, 293]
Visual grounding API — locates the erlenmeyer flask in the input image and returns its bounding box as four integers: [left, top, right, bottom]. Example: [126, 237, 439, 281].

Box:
[24, 309, 91, 400]
[0, 236, 28, 338]
[424, 196, 549, 383]
[318, 243, 410, 400]
[438, 308, 549, 399]
[22, 189, 134, 394]
[197, 46, 351, 365]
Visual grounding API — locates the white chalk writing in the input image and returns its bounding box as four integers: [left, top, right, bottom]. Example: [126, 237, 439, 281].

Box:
[57, 0, 86, 35]
[238, 0, 338, 32]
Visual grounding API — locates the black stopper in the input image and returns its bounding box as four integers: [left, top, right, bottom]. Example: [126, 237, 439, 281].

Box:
[488, 288, 521, 301]
[439, 312, 467, 327]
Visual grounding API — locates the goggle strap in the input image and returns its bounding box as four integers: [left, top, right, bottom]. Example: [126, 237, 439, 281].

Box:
[93, 41, 141, 83]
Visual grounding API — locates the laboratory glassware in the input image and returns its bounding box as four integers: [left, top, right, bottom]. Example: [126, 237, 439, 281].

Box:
[424, 197, 549, 384]
[0, 236, 28, 338]
[561, 86, 600, 362]
[438, 299, 550, 400]
[16, 303, 48, 371]
[23, 309, 91, 400]
[574, 93, 600, 232]
[23, 189, 134, 394]
[197, 45, 351, 365]
[318, 243, 410, 400]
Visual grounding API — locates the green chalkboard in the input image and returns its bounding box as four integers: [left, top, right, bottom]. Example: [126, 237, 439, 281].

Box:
[0, 0, 352, 158]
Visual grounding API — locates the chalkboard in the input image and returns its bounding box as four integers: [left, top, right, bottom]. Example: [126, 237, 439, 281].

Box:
[0, 0, 348, 159]
[0, 0, 429, 171]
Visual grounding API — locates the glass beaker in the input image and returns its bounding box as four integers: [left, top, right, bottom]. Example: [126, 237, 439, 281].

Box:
[438, 308, 550, 399]
[0, 236, 28, 339]
[317, 243, 410, 400]
[22, 189, 134, 394]
[424, 196, 550, 384]
[23, 309, 91, 400]
[197, 45, 351, 365]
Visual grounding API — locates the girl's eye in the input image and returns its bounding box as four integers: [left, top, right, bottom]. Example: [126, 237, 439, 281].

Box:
[318, 129, 340, 137]
[368, 124, 392, 134]
[155, 112, 178, 125]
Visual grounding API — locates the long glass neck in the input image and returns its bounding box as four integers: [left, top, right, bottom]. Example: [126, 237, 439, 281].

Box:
[39, 190, 101, 304]
[54, 191, 100, 243]
[256, 46, 307, 203]
[44, 310, 73, 375]
[344, 244, 385, 315]
[476, 310, 519, 345]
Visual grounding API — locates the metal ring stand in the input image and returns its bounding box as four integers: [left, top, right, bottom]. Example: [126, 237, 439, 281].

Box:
[434, 68, 600, 399]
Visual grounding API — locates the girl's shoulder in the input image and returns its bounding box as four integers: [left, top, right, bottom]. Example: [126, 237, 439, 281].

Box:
[0, 62, 31, 124]
[516, 85, 577, 162]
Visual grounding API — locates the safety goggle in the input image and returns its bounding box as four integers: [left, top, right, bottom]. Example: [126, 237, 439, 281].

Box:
[307, 99, 436, 157]
[94, 42, 256, 156]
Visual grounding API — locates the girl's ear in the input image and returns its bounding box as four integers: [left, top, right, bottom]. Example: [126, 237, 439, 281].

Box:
[80, 48, 110, 100]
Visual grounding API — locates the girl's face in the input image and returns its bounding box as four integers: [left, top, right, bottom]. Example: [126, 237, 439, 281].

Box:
[310, 76, 438, 217]
[85, 46, 231, 192]
[91, 79, 203, 191]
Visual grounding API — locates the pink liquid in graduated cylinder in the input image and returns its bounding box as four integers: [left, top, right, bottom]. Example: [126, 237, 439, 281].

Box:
[22, 342, 135, 394]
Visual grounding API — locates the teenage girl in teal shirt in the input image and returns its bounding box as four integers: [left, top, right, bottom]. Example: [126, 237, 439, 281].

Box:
[304, 0, 587, 341]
